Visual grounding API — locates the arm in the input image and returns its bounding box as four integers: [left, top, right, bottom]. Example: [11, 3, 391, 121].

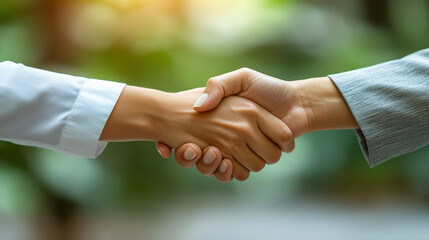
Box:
[0, 61, 288, 183]
[290, 77, 358, 133]
[329, 48, 429, 166]
[0, 61, 125, 158]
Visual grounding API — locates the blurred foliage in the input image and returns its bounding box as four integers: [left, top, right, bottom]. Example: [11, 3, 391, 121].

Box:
[0, 0, 428, 227]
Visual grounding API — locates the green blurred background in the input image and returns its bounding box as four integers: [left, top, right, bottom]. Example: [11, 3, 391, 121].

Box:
[1, 0, 429, 239]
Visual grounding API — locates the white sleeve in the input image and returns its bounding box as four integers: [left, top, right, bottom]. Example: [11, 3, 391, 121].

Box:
[0, 61, 126, 158]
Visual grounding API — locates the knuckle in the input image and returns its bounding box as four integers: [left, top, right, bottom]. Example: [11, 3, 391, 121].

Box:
[240, 102, 259, 116]
[240, 125, 252, 136]
[232, 123, 251, 138]
[207, 78, 220, 86]
[207, 77, 225, 97]
[239, 67, 252, 75]
[247, 104, 259, 114]
[238, 68, 251, 79]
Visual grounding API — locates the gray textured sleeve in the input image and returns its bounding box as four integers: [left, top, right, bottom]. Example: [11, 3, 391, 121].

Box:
[328, 48, 429, 167]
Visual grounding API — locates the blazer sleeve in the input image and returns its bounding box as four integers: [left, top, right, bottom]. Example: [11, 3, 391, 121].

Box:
[329, 48, 429, 167]
[0, 61, 126, 158]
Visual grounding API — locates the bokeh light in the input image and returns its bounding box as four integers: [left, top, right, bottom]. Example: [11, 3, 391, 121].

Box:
[0, 0, 429, 239]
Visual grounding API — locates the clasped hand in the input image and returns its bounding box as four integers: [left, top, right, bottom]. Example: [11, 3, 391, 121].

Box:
[157, 68, 312, 182]
[101, 68, 356, 182]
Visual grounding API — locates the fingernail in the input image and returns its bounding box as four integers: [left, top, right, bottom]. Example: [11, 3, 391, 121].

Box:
[203, 149, 216, 165]
[184, 147, 197, 161]
[193, 93, 208, 108]
[219, 161, 228, 173]
[157, 148, 166, 158]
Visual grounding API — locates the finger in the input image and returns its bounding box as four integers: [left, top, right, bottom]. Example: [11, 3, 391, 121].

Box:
[156, 142, 173, 158]
[215, 159, 233, 183]
[247, 133, 283, 165]
[230, 157, 250, 181]
[193, 68, 256, 112]
[256, 107, 295, 153]
[196, 146, 223, 176]
[233, 146, 266, 173]
[174, 143, 202, 168]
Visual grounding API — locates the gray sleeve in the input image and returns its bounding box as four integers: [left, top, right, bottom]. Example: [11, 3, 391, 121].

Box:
[328, 48, 429, 167]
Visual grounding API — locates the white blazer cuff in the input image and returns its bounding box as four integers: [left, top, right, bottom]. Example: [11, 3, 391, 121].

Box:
[58, 78, 125, 158]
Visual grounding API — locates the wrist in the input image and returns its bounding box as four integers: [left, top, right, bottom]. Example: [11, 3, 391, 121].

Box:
[293, 77, 358, 133]
[100, 86, 172, 142]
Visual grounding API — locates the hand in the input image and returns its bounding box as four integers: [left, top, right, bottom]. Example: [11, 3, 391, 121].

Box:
[130, 87, 288, 180]
[101, 86, 290, 181]
[167, 88, 291, 180]
[157, 68, 300, 181]
[157, 68, 358, 181]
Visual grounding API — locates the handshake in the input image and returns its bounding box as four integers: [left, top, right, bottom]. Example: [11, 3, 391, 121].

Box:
[100, 68, 358, 182]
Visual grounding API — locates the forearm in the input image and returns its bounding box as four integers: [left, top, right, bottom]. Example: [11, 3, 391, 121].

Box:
[100, 86, 171, 142]
[292, 77, 359, 133]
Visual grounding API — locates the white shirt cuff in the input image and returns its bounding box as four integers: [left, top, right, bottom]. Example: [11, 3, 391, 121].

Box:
[58, 78, 125, 158]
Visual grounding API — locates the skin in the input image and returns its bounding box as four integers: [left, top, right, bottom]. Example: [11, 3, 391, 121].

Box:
[100, 86, 291, 181]
[157, 68, 359, 182]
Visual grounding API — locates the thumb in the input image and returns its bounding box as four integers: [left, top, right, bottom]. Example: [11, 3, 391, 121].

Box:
[192, 78, 224, 112]
[156, 142, 172, 158]
[193, 68, 253, 112]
